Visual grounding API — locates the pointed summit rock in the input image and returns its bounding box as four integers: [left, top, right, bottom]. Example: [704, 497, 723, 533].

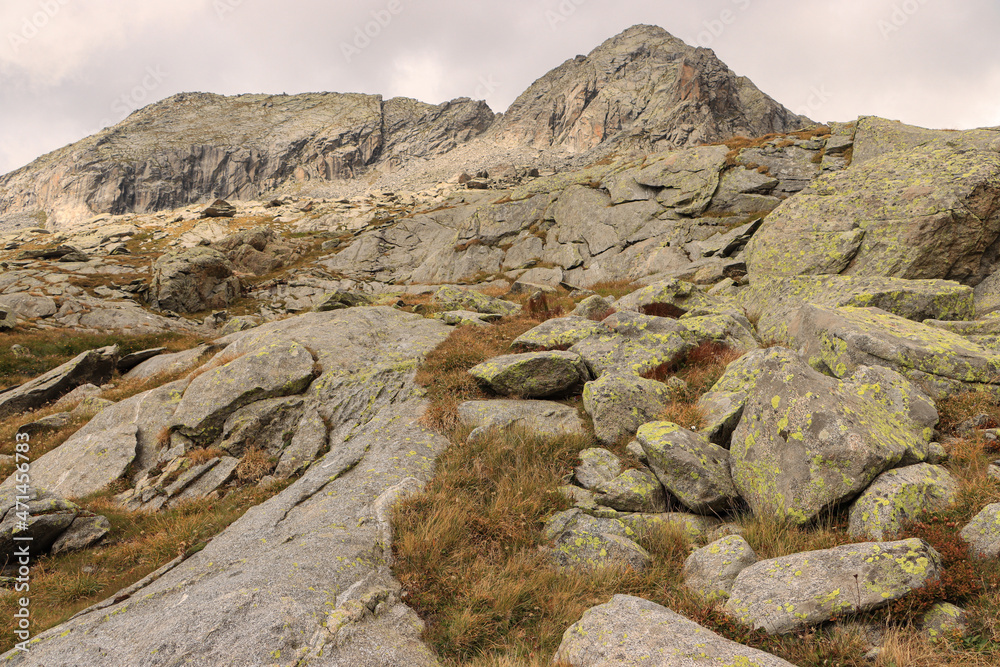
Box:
[493, 25, 809, 154]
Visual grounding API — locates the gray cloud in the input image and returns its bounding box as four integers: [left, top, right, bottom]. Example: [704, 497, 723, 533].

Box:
[2, 0, 998, 174]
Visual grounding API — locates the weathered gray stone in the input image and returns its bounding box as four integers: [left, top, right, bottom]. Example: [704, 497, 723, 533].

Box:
[431, 284, 519, 316]
[274, 404, 328, 478]
[923, 602, 969, 641]
[457, 399, 588, 440]
[124, 344, 215, 381]
[16, 412, 73, 437]
[726, 538, 943, 634]
[961, 503, 1000, 558]
[151, 247, 242, 313]
[313, 291, 371, 312]
[574, 448, 623, 490]
[0, 308, 452, 666]
[116, 347, 168, 374]
[789, 304, 1000, 394]
[50, 514, 111, 555]
[636, 421, 739, 515]
[583, 373, 671, 445]
[594, 469, 667, 513]
[683, 535, 758, 601]
[849, 464, 959, 540]
[468, 351, 590, 398]
[555, 594, 796, 667]
[0, 293, 57, 319]
[615, 279, 723, 317]
[570, 332, 690, 378]
[572, 295, 615, 320]
[168, 457, 241, 506]
[510, 315, 611, 351]
[548, 522, 651, 571]
[0, 487, 80, 555]
[730, 348, 934, 524]
[0, 345, 118, 420]
[170, 341, 315, 443]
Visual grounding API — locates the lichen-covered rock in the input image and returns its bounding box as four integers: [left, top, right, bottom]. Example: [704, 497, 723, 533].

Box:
[170, 341, 316, 444]
[456, 399, 588, 440]
[431, 284, 520, 316]
[583, 373, 671, 445]
[745, 144, 1000, 285]
[849, 464, 958, 540]
[636, 421, 739, 515]
[510, 315, 612, 351]
[150, 246, 242, 313]
[544, 509, 651, 571]
[0, 487, 81, 555]
[790, 304, 1000, 394]
[730, 348, 933, 524]
[570, 332, 691, 378]
[741, 275, 975, 342]
[468, 351, 590, 398]
[594, 468, 667, 513]
[572, 295, 615, 319]
[615, 278, 723, 317]
[555, 594, 796, 667]
[616, 511, 720, 542]
[696, 348, 778, 446]
[683, 535, 758, 601]
[575, 448, 623, 490]
[922, 602, 969, 641]
[960, 503, 1000, 558]
[725, 538, 943, 634]
[845, 366, 939, 448]
[50, 514, 111, 555]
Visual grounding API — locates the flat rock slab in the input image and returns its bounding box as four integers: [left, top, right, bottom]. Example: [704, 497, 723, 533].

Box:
[1, 423, 138, 500]
[0, 310, 451, 666]
[457, 399, 588, 439]
[0, 345, 118, 420]
[510, 315, 611, 351]
[469, 350, 589, 398]
[556, 594, 796, 666]
[170, 340, 315, 442]
[790, 304, 1000, 388]
[849, 463, 958, 540]
[570, 332, 690, 378]
[741, 275, 975, 342]
[725, 538, 942, 634]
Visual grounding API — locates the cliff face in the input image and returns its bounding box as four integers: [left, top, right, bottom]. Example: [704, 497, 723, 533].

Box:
[0, 24, 808, 229]
[492, 25, 808, 154]
[0, 93, 494, 229]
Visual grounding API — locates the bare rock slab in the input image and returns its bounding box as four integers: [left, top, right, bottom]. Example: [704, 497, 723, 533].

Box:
[0, 345, 118, 420]
[556, 594, 796, 666]
[725, 538, 942, 634]
[170, 341, 315, 443]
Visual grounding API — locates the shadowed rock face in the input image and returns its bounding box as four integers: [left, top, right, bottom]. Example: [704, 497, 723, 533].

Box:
[492, 24, 809, 154]
[0, 93, 495, 228]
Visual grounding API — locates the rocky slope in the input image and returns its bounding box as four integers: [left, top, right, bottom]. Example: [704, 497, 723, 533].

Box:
[492, 24, 809, 155]
[0, 25, 806, 230]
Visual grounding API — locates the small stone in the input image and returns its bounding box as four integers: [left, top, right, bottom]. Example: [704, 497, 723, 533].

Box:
[922, 602, 969, 641]
[574, 448, 622, 490]
[683, 535, 758, 601]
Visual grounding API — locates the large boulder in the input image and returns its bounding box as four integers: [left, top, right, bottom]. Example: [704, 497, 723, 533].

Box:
[741, 275, 975, 342]
[468, 351, 590, 398]
[730, 349, 933, 524]
[510, 316, 612, 351]
[849, 463, 959, 540]
[746, 144, 1000, 285]
[725, 538, 942, 634]
[456, 399, 588, 440]
[636, 421, 739, 514]
[544, 509, 651, 571]
[583, 373, 671, 445]
[555, 594, 796, 667]
[150, 247, 243, 313]
[569, 332, 691, 378]
[683, 535, 758, 601]
[790, 304, 1000, 397]
[0, 345, 118, 420]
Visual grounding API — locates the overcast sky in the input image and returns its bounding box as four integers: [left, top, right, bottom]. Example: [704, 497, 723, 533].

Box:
[2, 0, 998, 175]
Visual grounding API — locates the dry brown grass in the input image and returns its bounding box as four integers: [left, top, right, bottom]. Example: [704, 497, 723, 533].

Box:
[188, 447, 226, 465]
[235, 448, 276, 483]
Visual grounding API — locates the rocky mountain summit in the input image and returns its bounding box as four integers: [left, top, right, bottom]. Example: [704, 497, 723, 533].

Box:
[0, 25, 805, 230]
[4, 23, 1000, 667]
